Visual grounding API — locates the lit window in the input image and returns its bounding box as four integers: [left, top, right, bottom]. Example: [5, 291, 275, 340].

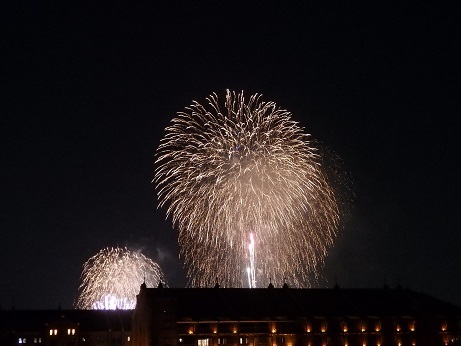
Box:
[321, 322, 327, 333]
[409, 321, 415, 332]
[127, 336, 131, 342]
[441, 321, 447, 331]
[49, 330, 53, 336]
[68, 329, 71, 335]
[198, 339, 209, 346]
[34, 338, 37, 344]
[54, 330, 58, 336]
[179, 338, 183, 343]
[239, 337, 248, 345]
[218, 338, 227, 344]
[38, 339, 41, 344]
[375, 322, 381, 332]
[72, 329, 75, 335]
[18, 339, 23, 344]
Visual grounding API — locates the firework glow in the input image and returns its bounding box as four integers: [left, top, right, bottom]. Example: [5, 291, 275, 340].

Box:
[154, 90, 346, 288]
[247, 233, 256, 288]
[75, 247, 166, 309]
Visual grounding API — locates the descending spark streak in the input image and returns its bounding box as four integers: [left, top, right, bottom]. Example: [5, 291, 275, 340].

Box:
[248, 233, 256, 288]
[75, 247, 167, 310]
[154, 90, 345, 288]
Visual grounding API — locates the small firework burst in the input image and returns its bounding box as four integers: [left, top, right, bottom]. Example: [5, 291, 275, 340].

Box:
[75, 247, 166, 309]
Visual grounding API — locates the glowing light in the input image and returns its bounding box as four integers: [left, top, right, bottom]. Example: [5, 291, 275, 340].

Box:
[75, 247, 167, 309]
[409, 321, 415, 332]
[247, 233, 256, 288]
[441, 321, 447, 331]
[154, 90, 347, 287]
[321, 322, 327, 332]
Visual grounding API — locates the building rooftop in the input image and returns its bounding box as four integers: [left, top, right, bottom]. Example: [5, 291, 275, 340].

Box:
[0, 309, 133, 332]
[139, 286, 461, 321]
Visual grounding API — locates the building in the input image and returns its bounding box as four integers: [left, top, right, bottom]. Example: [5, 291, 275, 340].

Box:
[2, 285, 461, 346]
[132, 283, 461, 346]
[0, 308, 132, 346]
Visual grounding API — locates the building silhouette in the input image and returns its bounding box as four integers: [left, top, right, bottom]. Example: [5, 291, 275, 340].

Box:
[132, 284, 461, 346]
[2, 284, 461, 346]
[0, 309, 132, 346]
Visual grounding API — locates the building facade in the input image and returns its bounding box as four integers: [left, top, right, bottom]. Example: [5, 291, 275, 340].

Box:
[0, 309, 132, 346]
[132, 284, 461, 346]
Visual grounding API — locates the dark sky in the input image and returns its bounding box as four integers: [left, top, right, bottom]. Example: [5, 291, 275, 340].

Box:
[1, 3, 459, 309]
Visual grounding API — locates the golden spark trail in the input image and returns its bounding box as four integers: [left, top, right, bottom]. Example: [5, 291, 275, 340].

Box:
[75, 247, 166, 309]
[155, 90, 344, 288]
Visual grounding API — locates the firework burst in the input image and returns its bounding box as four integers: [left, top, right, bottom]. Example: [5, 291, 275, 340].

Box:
[154, 90, 346, 287]
[75, 247, 166, 309]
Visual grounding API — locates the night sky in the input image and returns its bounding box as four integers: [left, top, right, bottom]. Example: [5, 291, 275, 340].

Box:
[2, 3, 459, 309]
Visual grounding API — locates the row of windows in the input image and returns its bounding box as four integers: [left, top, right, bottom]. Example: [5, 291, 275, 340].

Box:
[193, 338, 249, 346]
[17, 335, 130, 344]
[182, 320, 425, 335]
[182, 336, 421, 346]
[81, 336, 130, 342]
[18, 338, 42, 344]
[48, 328, 76, 336]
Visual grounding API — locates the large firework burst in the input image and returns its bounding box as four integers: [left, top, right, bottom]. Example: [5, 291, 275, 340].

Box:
[154, 90, 345, 288]
[75, 247, 166, 309]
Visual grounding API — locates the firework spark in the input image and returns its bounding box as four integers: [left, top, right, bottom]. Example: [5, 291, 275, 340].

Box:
[75, 247, 166, 309]
[154, 90, 346, 287]
[247, 233, 256, 288]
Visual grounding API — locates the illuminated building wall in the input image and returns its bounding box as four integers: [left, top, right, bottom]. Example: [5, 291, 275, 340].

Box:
[132, 285, 461, 346]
